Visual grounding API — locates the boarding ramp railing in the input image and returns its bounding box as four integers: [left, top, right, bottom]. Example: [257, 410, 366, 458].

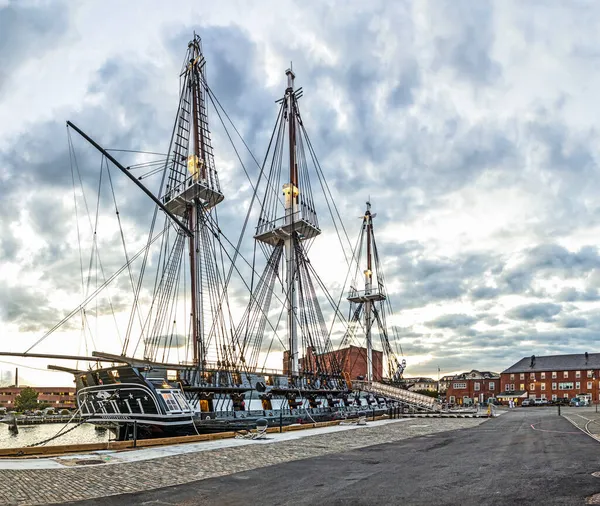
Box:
[355, 380, 443, 413]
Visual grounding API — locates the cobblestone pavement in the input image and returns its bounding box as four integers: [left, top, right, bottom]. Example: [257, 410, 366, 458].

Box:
[0, 418, 485, 505]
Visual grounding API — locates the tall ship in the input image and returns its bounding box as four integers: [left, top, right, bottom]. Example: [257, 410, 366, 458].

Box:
[6, 34, 427, 441]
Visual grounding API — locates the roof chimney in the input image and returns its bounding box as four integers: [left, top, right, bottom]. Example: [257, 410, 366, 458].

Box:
[585, 352, 589, 363]
[530, 355, 536, 368]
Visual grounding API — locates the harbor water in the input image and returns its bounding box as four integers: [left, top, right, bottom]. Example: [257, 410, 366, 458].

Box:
[0, 423, 110, 449]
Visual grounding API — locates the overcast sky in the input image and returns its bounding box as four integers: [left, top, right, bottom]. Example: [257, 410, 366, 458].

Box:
[2, 0, 600, 386]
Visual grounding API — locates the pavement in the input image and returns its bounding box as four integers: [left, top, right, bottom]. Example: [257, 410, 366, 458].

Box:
[0, 417, 483, 505]
[64, 408, 600, 506]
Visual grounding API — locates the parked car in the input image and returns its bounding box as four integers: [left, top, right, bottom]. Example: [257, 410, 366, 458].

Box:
[521, 399, 534, 406]
[570, 397, 589, 407]
[534, 398, 548, 406]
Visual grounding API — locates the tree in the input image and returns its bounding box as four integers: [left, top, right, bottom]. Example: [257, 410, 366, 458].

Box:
[14, 387, 40, 411]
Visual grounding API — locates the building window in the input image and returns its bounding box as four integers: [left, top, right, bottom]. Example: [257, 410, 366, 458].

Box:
[505, 384, 510, 392]
[530, 373, 535, 380]
[541, 394, 546, 400]
[541, 384, 546, 391]
[449, 396, 455, 403]
[588, 370, 594, 378]
[510, 374, 515, 381]
[576, 371, 581, 379]
[559, 382, 574, 390]
[520, 373, 525, 380]
[588, 382, 593, 389]
[576, 382, 581, 390]
[510, 384, 515, 390]
[453, 383, 467, 389]
[474, 382, 480, 391]
[552, 371, 557, 379]
[530, 383, 535, 391]
[489, 382, 495, 390]
[541, 372, 546, 379]
[564, 393, 569, 399]
[563, 371, 569, 378]
[520, 383, 525, 390]
[552, 383, 557, 390]
[552, 394, 557, 400]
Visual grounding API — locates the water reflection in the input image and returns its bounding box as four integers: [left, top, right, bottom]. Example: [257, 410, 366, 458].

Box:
[0, 423, 110, 449]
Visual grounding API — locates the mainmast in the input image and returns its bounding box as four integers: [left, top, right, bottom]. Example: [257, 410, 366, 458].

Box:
[284, 68, 299, 376]
[253, 68, 321, 378]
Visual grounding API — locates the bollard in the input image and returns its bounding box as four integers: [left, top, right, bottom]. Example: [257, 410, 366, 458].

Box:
[279, 411, 283, 433]
[133, 420, 137, 448]
[558, 404, 561, 416]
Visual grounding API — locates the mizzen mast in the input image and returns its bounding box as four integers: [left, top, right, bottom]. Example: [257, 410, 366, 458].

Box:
[347, 202, 386, 382]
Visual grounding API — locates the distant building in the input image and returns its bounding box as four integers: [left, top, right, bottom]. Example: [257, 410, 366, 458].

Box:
[446, 370, 500, 405]
[284, 346, 384, 381]
[0, 387, 76, 410]
[501, 352, 600, 403]
[401, 377, 438, 393]
[438, 375, 455, 394]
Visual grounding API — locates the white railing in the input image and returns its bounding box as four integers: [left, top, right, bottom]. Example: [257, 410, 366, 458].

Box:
[255, 210, 319, 236]
[356, 380, 442, 412]
[347, 288, 386, 300]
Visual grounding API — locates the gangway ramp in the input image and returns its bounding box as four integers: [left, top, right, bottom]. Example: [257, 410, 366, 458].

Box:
[356, 381, 442, 412]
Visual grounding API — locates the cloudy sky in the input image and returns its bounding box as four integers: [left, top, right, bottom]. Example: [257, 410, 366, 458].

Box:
[2, 0, 600, 386]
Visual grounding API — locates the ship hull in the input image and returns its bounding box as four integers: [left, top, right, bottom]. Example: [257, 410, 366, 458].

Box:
[75, 365, 394, 441]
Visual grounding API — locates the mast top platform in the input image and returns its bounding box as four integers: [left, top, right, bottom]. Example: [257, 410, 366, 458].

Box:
[254, 213, 321, 246]
[347, 288, 386, 303]
[162, 178, 224, 216]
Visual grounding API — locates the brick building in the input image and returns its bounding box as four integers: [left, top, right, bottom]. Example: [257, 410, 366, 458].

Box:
[438, 375, 455, 395]
[446, 370, 500, 405]
[284, 345, 384, 380]
[0, 387, 76, 411]
[501, 353, 600, 403]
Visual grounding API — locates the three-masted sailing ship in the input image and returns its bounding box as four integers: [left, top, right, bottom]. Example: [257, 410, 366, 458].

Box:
[9, 34, 417, 440]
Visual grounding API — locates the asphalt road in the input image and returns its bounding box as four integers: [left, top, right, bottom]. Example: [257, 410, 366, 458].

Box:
[69, 409, 600, 506]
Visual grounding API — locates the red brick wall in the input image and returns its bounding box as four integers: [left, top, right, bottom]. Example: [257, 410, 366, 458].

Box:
[287, 346, 384, 380]
[500, 369, 600, 402]
[446, 378, 499, 405]
[0, 387, 76, 410]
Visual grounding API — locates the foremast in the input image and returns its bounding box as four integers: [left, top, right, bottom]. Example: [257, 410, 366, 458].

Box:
[162, 34, 224, 367]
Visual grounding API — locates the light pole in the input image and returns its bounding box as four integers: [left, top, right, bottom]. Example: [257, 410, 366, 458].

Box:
[594, 375, 598, 413]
